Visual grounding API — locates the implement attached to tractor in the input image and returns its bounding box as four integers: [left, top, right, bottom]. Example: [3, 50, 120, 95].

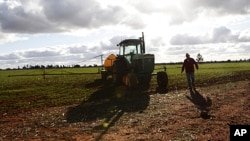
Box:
[102, 32, 168, 89]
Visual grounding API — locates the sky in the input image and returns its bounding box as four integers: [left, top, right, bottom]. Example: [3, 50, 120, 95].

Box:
[0, 0, 250, 69]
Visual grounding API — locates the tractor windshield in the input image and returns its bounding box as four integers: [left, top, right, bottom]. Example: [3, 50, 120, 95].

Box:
[119, 44, 142, 55]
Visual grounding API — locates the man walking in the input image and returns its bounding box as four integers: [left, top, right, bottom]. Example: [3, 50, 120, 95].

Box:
[181, 53, 199, 91]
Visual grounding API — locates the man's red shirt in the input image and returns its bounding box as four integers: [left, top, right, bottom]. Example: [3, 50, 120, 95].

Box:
[182, 58, 198, 73]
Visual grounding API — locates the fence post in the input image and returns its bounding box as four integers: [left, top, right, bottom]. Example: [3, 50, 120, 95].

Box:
[43, 68, 46, 79]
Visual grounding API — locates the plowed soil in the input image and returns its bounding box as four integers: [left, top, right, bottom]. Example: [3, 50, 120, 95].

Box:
[1, 80, 249, 141]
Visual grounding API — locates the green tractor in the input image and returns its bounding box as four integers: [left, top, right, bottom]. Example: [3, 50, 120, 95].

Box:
[102, 32, 168, 89]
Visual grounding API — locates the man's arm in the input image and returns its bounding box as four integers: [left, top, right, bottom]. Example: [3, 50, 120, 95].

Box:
[181, 60, 185, 73]
[194, 59, 199, 70]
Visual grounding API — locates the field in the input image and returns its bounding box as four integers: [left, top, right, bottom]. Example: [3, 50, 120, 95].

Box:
[0, 62, 250, 140]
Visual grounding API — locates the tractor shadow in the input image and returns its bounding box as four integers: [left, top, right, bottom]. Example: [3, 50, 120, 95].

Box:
[66, 78, 150, 140]
[186, 89, 212, 119]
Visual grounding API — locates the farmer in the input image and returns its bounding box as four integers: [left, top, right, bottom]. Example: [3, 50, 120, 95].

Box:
[181, 53, 199, 90]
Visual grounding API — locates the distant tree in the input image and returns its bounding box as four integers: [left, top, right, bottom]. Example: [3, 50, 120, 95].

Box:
[196, 53, 204, 63]
[74, 64, 80, 68]
[47, 65, 53, 68]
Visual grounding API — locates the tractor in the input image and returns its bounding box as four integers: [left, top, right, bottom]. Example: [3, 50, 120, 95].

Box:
[101, 32, 168, 89]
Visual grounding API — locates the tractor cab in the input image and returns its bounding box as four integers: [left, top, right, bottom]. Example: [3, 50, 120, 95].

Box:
[118, 39, 144, 55]
[117, 39, 144, 63]
[114, 33, 154, 84]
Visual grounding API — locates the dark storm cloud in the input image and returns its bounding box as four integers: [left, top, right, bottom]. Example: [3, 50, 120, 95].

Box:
[41, 0, 126, 28]
[0, 0, 127, 33]
[1, 0, 249, 33]
[0, 1, 58, 33]
[170, 26, 250, 45]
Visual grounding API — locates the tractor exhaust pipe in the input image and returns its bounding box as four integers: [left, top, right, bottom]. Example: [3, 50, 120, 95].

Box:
[141, 32, 145, 53]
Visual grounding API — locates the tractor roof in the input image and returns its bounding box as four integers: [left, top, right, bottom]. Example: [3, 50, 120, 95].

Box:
[117, 39, 141, 46]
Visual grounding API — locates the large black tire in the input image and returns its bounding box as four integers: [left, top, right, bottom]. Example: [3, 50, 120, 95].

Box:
[157, 71, 168, 88]
[112, 57, 128, 84]
[101, 70, 108, 80]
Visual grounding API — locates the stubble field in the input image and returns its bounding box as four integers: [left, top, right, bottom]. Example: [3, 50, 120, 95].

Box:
[0, 62, 249, 140]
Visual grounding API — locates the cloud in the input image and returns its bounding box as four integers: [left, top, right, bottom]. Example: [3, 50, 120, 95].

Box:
[130, 0, 250, 25]
[212, 26, 232, 42]
[0, 33, 28, 44]
[0, 47, 85, 68]
[0, 48, 62, 60]
[0, 35, 128, 68]
[1, 0, 250, 34]
[0, 52, 22, 60]
[0, 0, 128, 33]
[170, 26, 250, 45]
[68, 45, 88, 54]
[0, 0, 58, 33]
[170, 34, 206, 45]
[22, 50, 61, 58]
[41, 0, 126, 28]
[163, 43, 250, 62]
[190, 0, 250, 15]
[129, 0, 197, 25]
[238, 43, 250, 56]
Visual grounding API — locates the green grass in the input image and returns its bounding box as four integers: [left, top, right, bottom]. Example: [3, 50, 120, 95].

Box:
[0, 62, 249, 113]
[155, 62, 250, 89]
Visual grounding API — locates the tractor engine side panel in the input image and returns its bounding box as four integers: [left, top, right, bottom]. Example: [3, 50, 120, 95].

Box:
[133, 54, 154, 74]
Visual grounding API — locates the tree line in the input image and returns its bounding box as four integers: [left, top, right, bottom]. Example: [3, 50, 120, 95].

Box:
[2, 53, 250, 70]
[3, 64, 99, 70]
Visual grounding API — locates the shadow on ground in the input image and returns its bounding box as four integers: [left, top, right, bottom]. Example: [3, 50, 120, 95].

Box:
[66, 79, 150, 140]
[186, 89, 212, 119]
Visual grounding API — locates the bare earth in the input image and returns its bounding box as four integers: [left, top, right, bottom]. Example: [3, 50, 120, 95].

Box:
[0, 80, 249, 141]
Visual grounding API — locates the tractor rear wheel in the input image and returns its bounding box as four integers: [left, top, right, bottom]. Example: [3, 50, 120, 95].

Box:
[101, 70, 108, 80]
[157, 71, 168, 88]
